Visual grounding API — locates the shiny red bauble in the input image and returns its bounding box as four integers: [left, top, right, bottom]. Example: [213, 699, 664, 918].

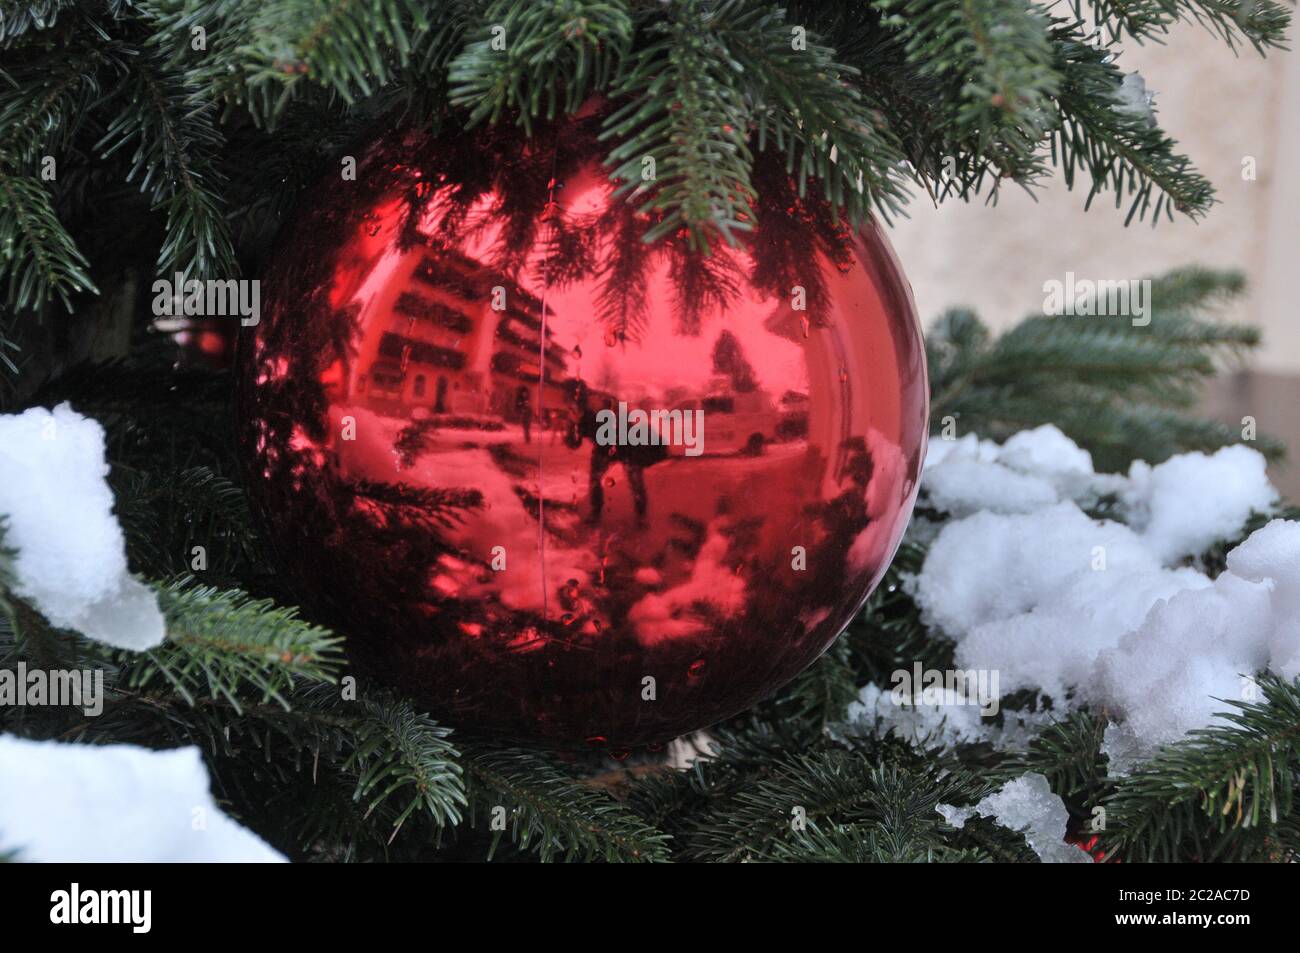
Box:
[236, 112, 928, 748]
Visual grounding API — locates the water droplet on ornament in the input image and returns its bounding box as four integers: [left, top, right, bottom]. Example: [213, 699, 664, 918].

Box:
[604, 476, 616, 487]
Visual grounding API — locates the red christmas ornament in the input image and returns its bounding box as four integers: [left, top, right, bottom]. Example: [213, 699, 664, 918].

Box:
[236, 113, 928, 747]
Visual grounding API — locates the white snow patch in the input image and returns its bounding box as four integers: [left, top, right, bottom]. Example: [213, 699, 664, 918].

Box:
[921, 426, 1106, 516]
[957, 565, 1211, 700]
[0, 736, 285, 862]
[937, 773, 1092, 863]
[1090, 569, 1273, 767]
[0, 404, 164, 650]
[907, 426, 1287, 771]
[910, 501, 1158, 639]
[998, 425, 1099, 500]
[1122, 445, 1276, 564]
[840, 683, 1053, 752]
[923, 457, 1058, 517]
[1226, 519, 1300, 679]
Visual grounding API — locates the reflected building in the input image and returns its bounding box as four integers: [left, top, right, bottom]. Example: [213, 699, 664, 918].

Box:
[343, 241, 569, 422]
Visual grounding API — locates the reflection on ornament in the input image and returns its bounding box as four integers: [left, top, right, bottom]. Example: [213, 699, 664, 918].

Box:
[237, 111, 928, 747]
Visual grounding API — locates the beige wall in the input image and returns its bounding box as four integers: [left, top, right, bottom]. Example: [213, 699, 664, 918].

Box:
[888, 20, 1300, 371]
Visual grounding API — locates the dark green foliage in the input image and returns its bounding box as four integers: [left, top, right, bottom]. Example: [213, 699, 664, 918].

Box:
[459, 743, 672, 861]
[601, 0, 761, 249]
[1078, 0, 1290, 49]
[1006, 709, 1109, 803]
[674, 748, 1007, 861]
[1050, 25, 1213, 224]
[341, 693, 466, 834]
[879, 0, 1059, 178]
[0, 168, 98, 310]
[0, 521, 15, 632]
[95, 46, 236, 278]
[1101, 675, 1300, 862]
[450, 0, 633, 131]
[2, 0, 1289, 320]
[125, 579, 344, 710]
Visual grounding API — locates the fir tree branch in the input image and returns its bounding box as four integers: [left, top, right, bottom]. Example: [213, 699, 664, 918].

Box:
[928, 268, 1276, 469]
[113, 466, 262, 583]
[0, 519, 15, 633]
[115, 578, 344, 712]
[234, 0, 431, 115]
[771, 821, 987, 862]
[604, 0, 907, 247]
[1006, 709, 1109, 802]
[0, 168, 97, 310]
[95, 46, 236, 278]
[341, 693, 467, 835]
[877, 0, 1060, 176]
[1102, 674, 1300, 862]
[0, 28, 109, 166]
[1179, 0, 1291, 52]
[602, 0, 756, 251]
[460, 742, 673, 861]
[0, 0, 79, 45]
[768, 638, 860, 733]
[1050, 25, 1215, 223]
[1077, 0, 1290, 50]
[718, 2, 907, 222]
[449, 0, 633, 132]
[680, 748, 1013, 862]
[0, 313, 17, 380]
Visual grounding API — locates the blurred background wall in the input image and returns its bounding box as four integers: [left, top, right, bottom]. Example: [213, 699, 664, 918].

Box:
[887, 20, 1300, 494]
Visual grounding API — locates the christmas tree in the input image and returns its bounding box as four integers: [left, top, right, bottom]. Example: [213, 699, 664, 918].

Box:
[1, 0, 1297, 865]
